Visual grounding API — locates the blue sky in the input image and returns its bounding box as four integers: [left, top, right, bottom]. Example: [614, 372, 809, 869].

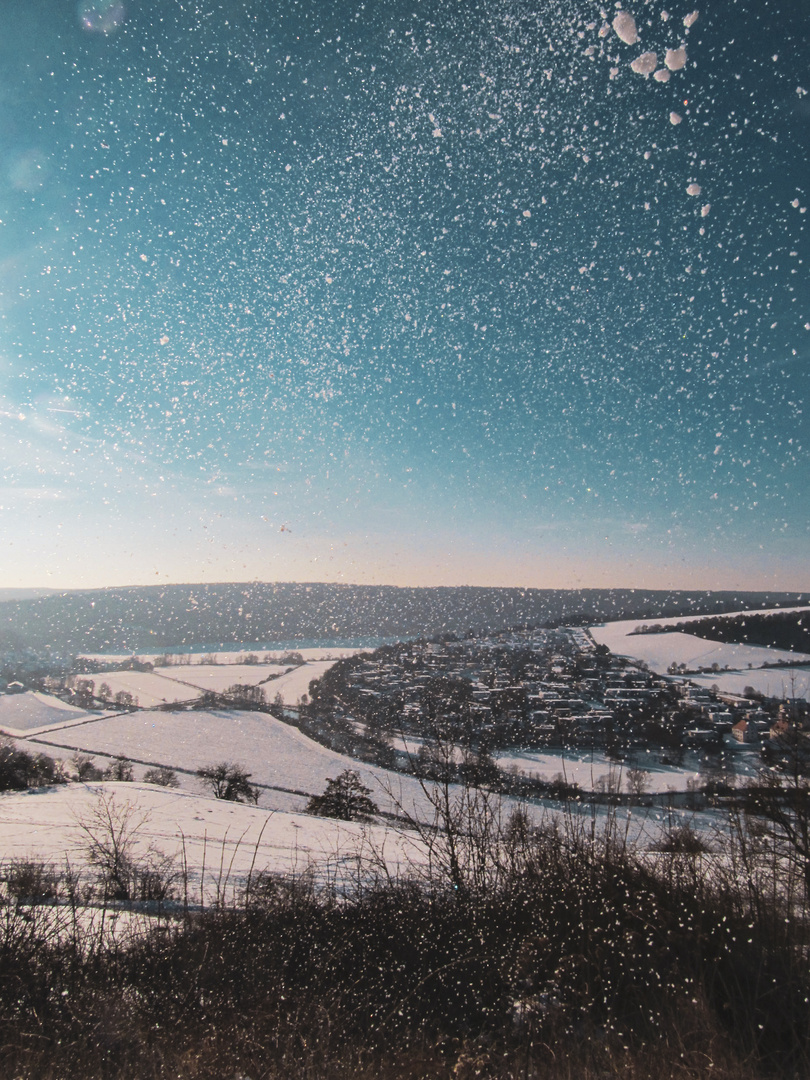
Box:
[1, 0, 808, 589]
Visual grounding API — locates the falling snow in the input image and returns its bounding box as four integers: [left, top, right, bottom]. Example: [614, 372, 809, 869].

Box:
[665, 46, 688, 71]
[631, 52, 658, 76]
[0, 0, 807, 592]
[612, 11, 640, 46]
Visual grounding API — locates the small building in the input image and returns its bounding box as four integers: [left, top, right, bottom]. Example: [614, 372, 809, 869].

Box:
[732, 719, 760, 744]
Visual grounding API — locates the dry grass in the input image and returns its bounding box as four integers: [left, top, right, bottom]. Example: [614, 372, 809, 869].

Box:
[1, 801, 808, 1080]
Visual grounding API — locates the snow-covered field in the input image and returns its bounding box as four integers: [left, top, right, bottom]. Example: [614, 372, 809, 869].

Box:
[591, 622, 808, 673]
[689, 667, 810, 701]
[0, 658, 343, 739]
[495, 748, 703, 794]
[73, 658, 336, 709]
[83, 670, 204, 708]
[241, 660, 334, 704]
[0, 778, 690, 912]
[22, 708, 445, 820]
[0, 782, 427, 902]
[158, 663, 291, 694]
[590, 610, 810, 701]
[0, 691, 95, 734]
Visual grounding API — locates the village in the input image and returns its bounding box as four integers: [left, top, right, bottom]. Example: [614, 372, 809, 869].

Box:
[2, 620, 809, 803]
[307, 627, 810, 773]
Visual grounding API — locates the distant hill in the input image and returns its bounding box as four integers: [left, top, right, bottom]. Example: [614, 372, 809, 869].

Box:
[0, 583, 806, 655]
[0, 588, 60, 602]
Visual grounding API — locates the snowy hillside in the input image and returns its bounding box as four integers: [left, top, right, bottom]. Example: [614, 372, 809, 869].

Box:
[0, 691, 96, 733]
[22, 707, 446, 819]
[591, 611, 810, 701]
[0, 781, 426, 902]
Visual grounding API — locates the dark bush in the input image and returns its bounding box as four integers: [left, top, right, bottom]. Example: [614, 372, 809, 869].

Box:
[3, 859, 61, 902]
[0, 739, 62, 791]
[305, 769, 378, 820]
[72, 753, 103, 781]
[143, 766, 179, 787]
[102, 756, 134, 782]
[196, 762, 259, 803]
[655, 824, 712, 853]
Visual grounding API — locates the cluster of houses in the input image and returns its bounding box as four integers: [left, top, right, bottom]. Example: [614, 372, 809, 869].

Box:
[330, 628, 810, 756]
[0, 643, 75, 691]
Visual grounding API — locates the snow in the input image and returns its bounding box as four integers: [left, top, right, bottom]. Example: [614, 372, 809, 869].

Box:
[612, 11, 639, 45]
[0, 782, 427, 900]
[66, 659, 342, 710]
[665, 46, 687, 71]
[496, 748, 701, 793]
[158, 663, 298, 694]
[590, 612, 810, 701]
[255, 661, 334, 704]
[631, 52, 658, 75]
[689, 667, 810, 702]
[391, 734, 428, 757]
[0, 777, 696, 908]
[86, 670, 204, 708]
[670, 111, 682, 124]
[687, 182, 702, 196]
[654, 69, 671, 82]
[684, 10, 699, 28]
[591, 623, 809, 674]
[23, 708, 447, 820]
[0, 691, 95, 734]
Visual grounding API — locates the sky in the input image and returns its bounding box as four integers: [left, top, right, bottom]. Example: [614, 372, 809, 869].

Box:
[1, 0, 808, 591]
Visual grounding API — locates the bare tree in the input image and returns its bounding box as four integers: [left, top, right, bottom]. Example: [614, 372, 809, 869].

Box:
[384, 725, 524, 898]
[626, 766, 651, 797]
[74, 789, 178, 904]
[745, 743, 810, 905]
[74, 789, 147, 900]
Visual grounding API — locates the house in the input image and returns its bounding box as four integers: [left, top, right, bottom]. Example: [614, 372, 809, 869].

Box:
[732, 719, 761, 744]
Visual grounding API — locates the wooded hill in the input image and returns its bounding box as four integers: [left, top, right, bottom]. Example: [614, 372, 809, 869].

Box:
[0, 583, 806, 654]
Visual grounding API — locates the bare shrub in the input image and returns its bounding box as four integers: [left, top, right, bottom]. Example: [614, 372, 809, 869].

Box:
[143, 766, 179, 787]
[626, 765, 651, 796]
[655, 824, 711, 854]
[102, 756, 134, 782]
[74, 789, 177, 904]
[3, 859, 61, 903]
